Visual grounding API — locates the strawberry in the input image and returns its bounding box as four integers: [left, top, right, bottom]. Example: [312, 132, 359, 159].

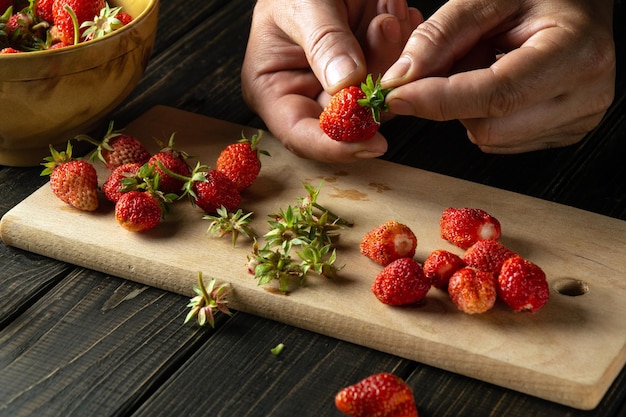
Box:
[448, 267, 497, 314]
[335, 372, 418, 417]
[462, 239, 517, 276]
[320, 74, 391, 142]
[372, 258, 430, 306]
[360, 220, 417, 266]
[147, 133, 190, 195]
[114, 190, 162, 232]
[114, 10, 132, 25]
[498, 257, 549, 312]
[422, 249, 465, 290]
[101, 162, 143, 203]
[192, 169, 241, 214]
[0, 47, 21, 53]
[82, 121, 151, 170]
[52, 0, 105, 45]
[41, 142, 99, 211]
[215, 130, 269, 191]
[439, 207, 501, 249]
[35, 0, 55, 22]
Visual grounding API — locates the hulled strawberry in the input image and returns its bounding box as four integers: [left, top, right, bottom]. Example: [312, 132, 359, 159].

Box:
[52, 0, 105, 45]
[463, 239, 517, 276]
[82, 121, 151, 170]
[498, 257, 549, 312]
[448, 267, 497, 314]
[114, 190, 162, 232]
[147, 133, 190, 195]
[101, 162, 143, 203]
[360, 220, 417, 266]
[335, 372, 419, 417]
[440, 207, 501, 249]
[320, 74, 391, 142]
[215, 130, 268, 191]
[422, 249, 466, 290]
[372, 258, 430, 306]
[41, 142, 99, 211]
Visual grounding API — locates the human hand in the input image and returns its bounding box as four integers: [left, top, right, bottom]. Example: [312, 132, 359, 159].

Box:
[381, 0, 616, 153]
[241, 0, 422, 162]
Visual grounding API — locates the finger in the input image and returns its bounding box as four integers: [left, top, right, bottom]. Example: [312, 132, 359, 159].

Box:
[462, 94, 609, 153]
[366, 0, 423, 77]
[385, 27, 595, 121]
[380, 0, 518, 87]
[271, 0, 371, 93]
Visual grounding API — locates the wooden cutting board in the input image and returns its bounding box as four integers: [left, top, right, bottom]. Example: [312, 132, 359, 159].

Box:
[2, 105, 625, 410]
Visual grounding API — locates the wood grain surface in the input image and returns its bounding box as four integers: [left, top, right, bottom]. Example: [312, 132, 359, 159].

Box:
[1, 106, 625, 410]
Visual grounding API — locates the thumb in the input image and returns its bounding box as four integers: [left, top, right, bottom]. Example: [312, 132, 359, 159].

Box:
[381, 0, 517, 87]
[277, 1, 368, 93]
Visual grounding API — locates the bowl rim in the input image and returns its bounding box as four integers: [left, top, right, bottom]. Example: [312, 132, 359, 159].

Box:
[0, 0, 158, 58]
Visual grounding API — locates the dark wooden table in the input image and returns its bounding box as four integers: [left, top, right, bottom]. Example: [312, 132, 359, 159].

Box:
[1, 0, 625, 416]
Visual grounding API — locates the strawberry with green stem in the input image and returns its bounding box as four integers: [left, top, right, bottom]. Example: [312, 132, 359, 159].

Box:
[80, 121, 151, 170]
[319, 74, 392, 142]
[113, 171, 175, 232]
[184, 272, 232, 327]
[52, 0, 105, 45]
[216, 130, 269, 191]
[41, 141, 99, 211]
[147, 132, 191, 195]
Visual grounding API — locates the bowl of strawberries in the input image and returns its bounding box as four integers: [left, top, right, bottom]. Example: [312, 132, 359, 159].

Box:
[0, 0, 158, 167]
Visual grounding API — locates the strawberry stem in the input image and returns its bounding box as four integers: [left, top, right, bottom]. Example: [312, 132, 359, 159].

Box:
[64, 5, 80, 45]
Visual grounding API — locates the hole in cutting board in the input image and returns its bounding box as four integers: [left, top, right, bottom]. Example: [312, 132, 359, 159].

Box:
[553, 278, 589, 296]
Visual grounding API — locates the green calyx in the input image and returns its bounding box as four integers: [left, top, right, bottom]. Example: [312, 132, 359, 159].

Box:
[357, 74, 392, 124]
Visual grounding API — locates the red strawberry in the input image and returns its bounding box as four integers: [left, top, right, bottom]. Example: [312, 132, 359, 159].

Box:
[360, 220, 417, 266]
[463, 239, 517, 276]
[215, 130, 268, 191]
[52, 0, 105, 45]
[82, 121, 151, 170]
[320, 74, 391, 142]
[114, 11, 132, 25]
[41, 142, 99, 211]
[498, 257, 549, 312]
[335, 372, 418, 417]
[448, 267, 497, 314]
[372, 258, 430, 306]
[102, 162, 143, 203]
[440, 207, 501, 249]
[0, 47, 21, 54]
[422, 249, 465, 290]
[114, 190, 162, 232]
[148, 134, 190, 195]
[35, 0, 55, 22]
[192, 169, 241, 214]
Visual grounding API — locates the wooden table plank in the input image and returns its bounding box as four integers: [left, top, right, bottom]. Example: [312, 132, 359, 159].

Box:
[0, 269, 214, 417]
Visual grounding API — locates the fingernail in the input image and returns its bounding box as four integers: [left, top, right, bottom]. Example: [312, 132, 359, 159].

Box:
[381, 56, 411, 84]
[325, 54, 358, 89]
[381, 16, 402, 44]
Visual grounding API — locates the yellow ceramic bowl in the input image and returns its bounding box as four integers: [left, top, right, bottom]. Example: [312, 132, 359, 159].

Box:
[0, 0, 159, 167]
